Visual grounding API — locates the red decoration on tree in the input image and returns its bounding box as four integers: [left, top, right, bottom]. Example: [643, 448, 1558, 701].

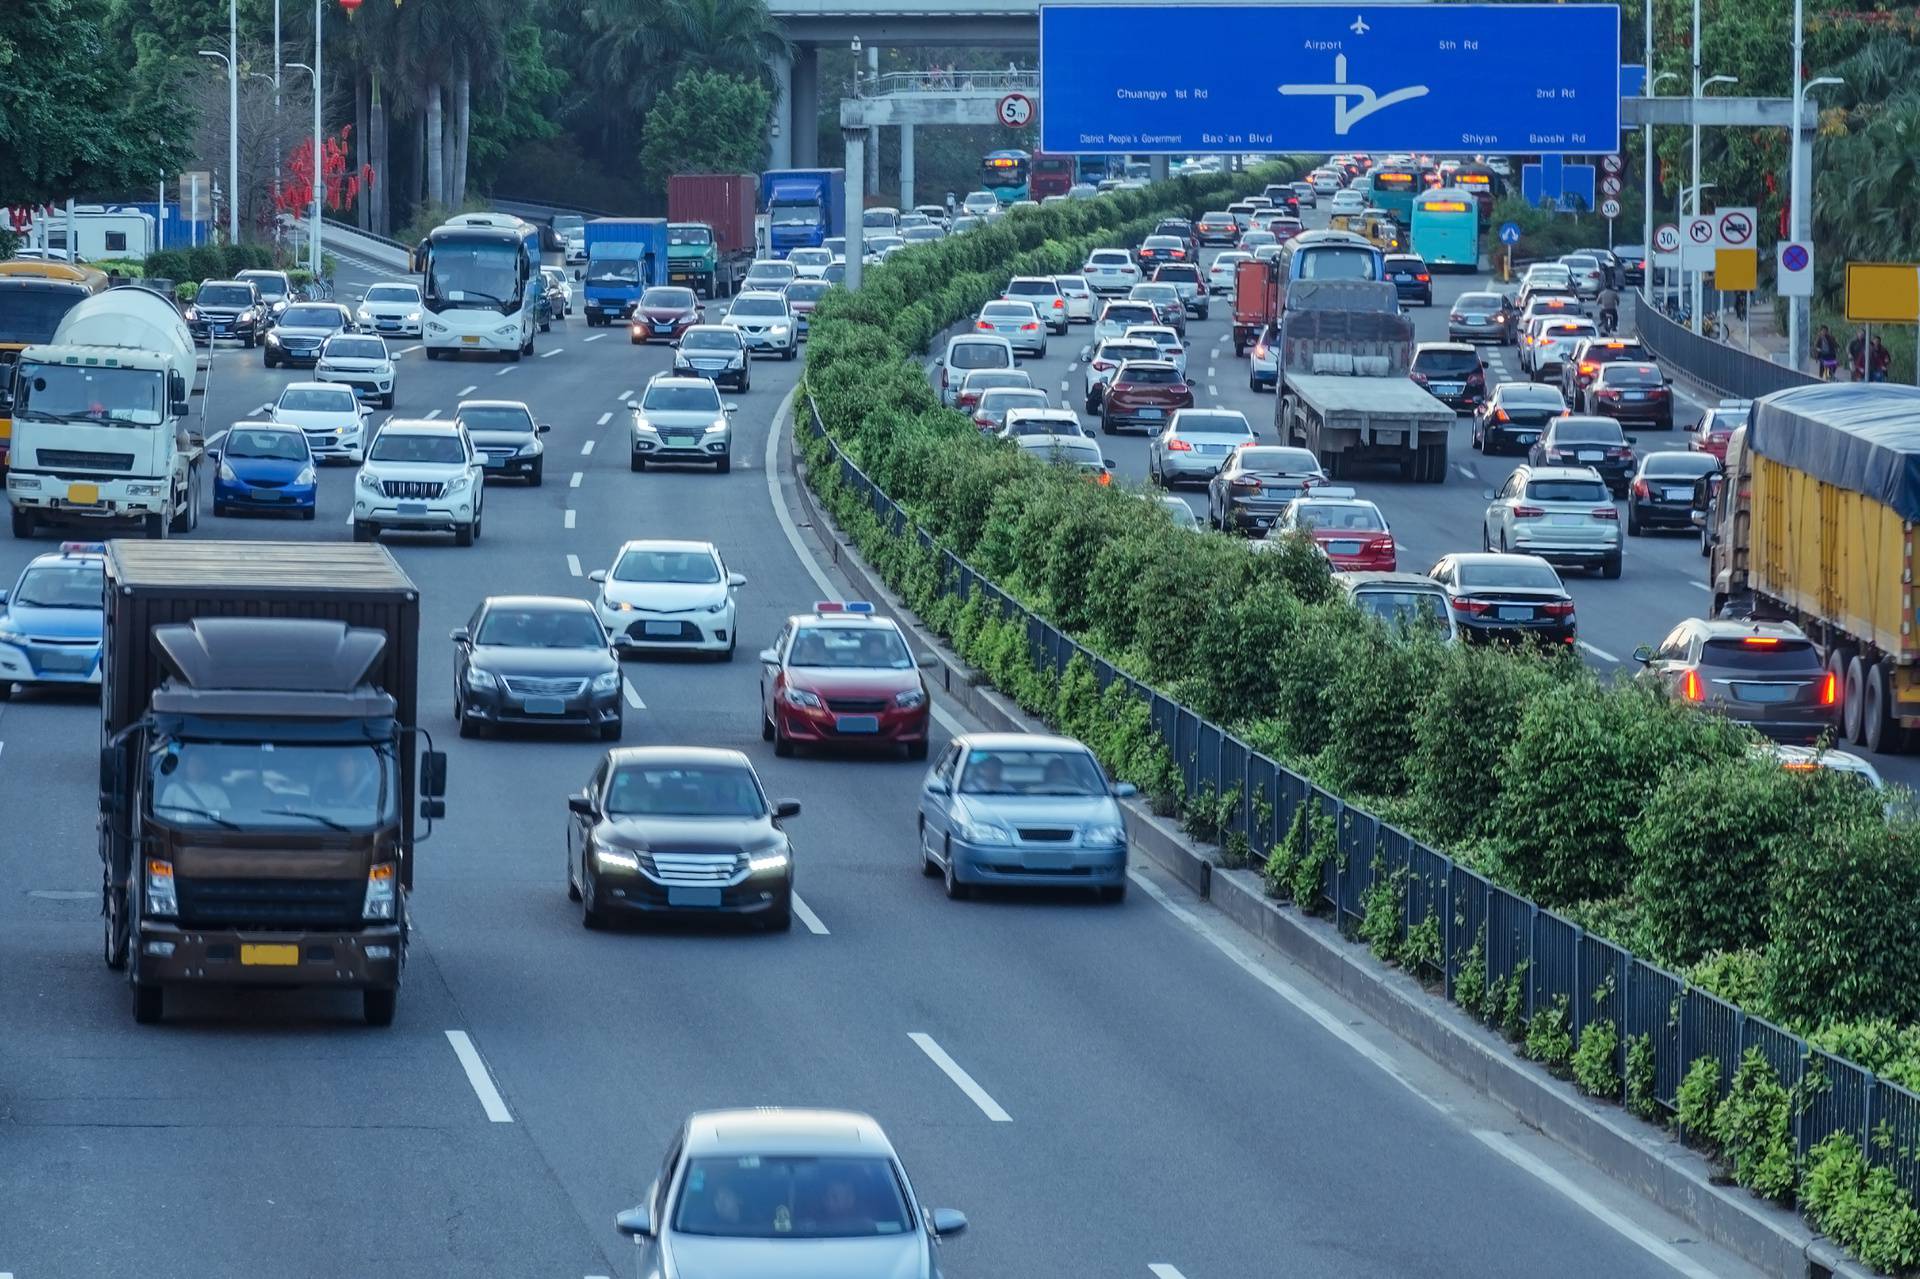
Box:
[338, 0, 364, 12]
[1763, 171, 1777, 194]
[272, 126, 376, 217]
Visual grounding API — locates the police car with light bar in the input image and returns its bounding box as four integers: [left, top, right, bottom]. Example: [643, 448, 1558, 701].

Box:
[758, 602, 939, 759]
[0, 542, 107, 697]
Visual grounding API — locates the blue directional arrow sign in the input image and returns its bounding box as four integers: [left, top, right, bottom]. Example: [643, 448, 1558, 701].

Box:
[1038, 4, 1620, 155]
[1499, 222, 1522, 245]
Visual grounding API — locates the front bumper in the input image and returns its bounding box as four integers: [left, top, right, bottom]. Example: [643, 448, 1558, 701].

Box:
[677, 361, 750, 389]
[463, 680, 622, 729]
[365, 316, 424, 338]
[0, 639, 102, 686]
[316, 368, 394, 398]
[215, 476, 316, 512]
[602, 608, 732, 653]
[949, 839, 1128, 889]
[734, 328, 794, 354]
[632, 431, 730, 465]
[135, 920, 403, 988]
[775, 700, 930, 747]
[353, 493, 476, 531]
[7, 472, 171, 519]
[188, 317, 261, 342]
[590, 860, 791, 919]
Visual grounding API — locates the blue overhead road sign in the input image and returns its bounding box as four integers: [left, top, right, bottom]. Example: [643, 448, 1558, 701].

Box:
[1037, 4, 1621, 155]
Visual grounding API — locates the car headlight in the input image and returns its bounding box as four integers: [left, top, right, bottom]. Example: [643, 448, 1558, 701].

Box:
[294, 465, 316, 485]
[7, 476, 39, 491]
[218, 461, 238, 483]
[357, 469, 380, 491]
[362, 862, 396, 921]
[465, 666, 497, 689]
[1085, 822, 1127, 846]
[703, 598, 729, 614]
[445, 473, 471, 495]
[357, 308, 374, 323]
[594, 846, 641, 872]
[494, 324, 517, 338]
[894, 687, 926, 708]
[265, 330, 282, 345]
[632, 417, 657, 436]
[183, 307, 198, 321]
[704, 418, 728, 434]
[955, 817, 1012, 845]
[0, 624, 26, 645]
[590, 670, 620, 694]
[517, 439, 540, 456]
[783, 686, 822, 709]
[427, 320, 447, 334]
[603, 596, 635, 612]
[748, 847, 790, 873]
[405, 311, 421, 323]
[145, 858, 179, 918]
[769, 324, 789, 334]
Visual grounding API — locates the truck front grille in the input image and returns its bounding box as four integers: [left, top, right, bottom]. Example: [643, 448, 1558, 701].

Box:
[175, 877, 363, 930]
[39, 449, 135, 471]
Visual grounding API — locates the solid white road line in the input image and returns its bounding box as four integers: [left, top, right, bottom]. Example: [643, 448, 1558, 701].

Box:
[539, 347, 561, 359]
[398, 344, 422, 355]
[1456, 464, 1477, 480]
[423, 409, 441, 420]
[1149, 1266, 1189, 1279]
[596, 411, 612, 426]
[581, 439, 595, 455]
[1578, 640, 1621, 664]
[458, 385, 477, 396]
[791, 893, 830, 935]
[584, 333, 606, 343]
[444, 1030, 513, 1123]
[569, 472, 583, 488]
[563, 509, 577, 529]
[1690, 580, 1711, 592]
[908, 1032, 1012, 1122]
[1474, 1131, 1726, 1279]
[621, 677, 645, 710]
[495, 365, 516, 377]
[566, 554, 582, 577]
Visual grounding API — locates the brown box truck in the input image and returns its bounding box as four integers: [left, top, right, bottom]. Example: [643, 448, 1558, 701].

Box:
[667, 173, 758, 297]
[98, 541, 446, 1026]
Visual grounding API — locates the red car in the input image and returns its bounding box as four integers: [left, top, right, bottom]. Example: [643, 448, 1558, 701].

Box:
[1268, 490, 1397, 570]
[1560, 336, 1651, 403]
[1099, 359, 1194, 433]
[630, 285, 703, 344]
[1688, 399, 1752, 462]
[760, 603, 934, 759]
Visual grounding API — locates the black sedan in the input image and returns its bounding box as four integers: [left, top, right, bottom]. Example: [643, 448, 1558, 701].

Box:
[1627, 450, 1719, 536]
[264, 301, 355, 368]
[452, 595, 623, 739]
[1384, 254, 1433, 307]
[1473, 382, 1567, 455]
[457, 399, 551, 485]
[672, 325, 752, 393]
[1528, 414, 1637, 496]
[1427, 552, 1577, 647]
[565, 746, 800, 930]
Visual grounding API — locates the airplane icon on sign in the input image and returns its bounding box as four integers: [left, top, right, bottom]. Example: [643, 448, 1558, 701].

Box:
[1350, 14, 1369, 34]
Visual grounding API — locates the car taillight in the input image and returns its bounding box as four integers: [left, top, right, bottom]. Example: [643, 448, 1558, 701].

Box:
[974, 414, 992, 427]
[1254, 343, 1268, 358]
[1598, 390, 1621, 400]
[1451, 598, 1491, 614]
[976, 320, 993, 330]
[1631, 479, 1649, 498]
[942, 368, 950, 388]
[1591, 506, 1618, 520]
[1410, 371, 1429, 383]
[1167, 438, 1193, 452]
[1609, 447, 1632, 458]
[1682, 669, 1704, 701]
[1543, 600, 1576, 618]
[1097, 470, 1112, 485]
[1821, 672, 1838, 705]
[1466, 370, 1485, 385]
[1511, 504, 1546, 519]
[1231, 475, 1261, 490]
[1495, 409, 1510, 422]
[1416, 274, 1431, 282]
[1022, 323, 1039, 331]
[1579, 362, 1597, 376]
[1092, 359, 1114, 372]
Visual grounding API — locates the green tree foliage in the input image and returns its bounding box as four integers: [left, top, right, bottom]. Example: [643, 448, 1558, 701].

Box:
[638, 70, 771, 191]
[1410, 646, 1562, 844]
[1764, 817, 1920, 1028]
[465, 19, 568, 189]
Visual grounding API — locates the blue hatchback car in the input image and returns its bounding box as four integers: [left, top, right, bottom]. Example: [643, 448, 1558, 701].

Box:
[0, 543, 106, 699]
[918, 732, 1135, 902]
[212, 422, 318, 518]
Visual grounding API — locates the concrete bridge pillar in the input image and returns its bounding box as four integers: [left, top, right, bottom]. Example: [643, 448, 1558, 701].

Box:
[793, 45, 821, 167]
[900, 123, 915, 209]
[1151, 155, 1171, 183]
[843, 127, 867, 291]
[769, 48, 793, 170]
[866, 46, 882, 196]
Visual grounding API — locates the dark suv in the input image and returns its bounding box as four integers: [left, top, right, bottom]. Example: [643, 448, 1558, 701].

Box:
[1100, 360, 1193, 433]
[1561, 337, 1650, 404]
[1384, 254, 1433, 307]
[1410, 343, 1486, 411]
[1583, 361, 1674, 430]
[186, 279, 266, 347]
[1527, 415, 1637, 496]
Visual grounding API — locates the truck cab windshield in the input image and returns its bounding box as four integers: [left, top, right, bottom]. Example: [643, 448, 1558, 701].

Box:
[669, 226, 712, 246]
[16, 363, 164, 425]
[771, 199, 822, 228]
[149, 742, 397, 831]
[587, 257, 641, 286]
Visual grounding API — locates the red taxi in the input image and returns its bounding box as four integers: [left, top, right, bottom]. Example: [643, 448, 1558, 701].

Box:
[759, 602, 935, 759]
[1266, 489, 1397, 571]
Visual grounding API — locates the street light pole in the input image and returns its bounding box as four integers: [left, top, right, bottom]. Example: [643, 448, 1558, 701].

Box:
[198, 48, 237, 243]
[310, 0, 323, 277]
[229, 0, 239, 243]
[1641, 0, 1654, 309]
[1690, 74, 1738, 333]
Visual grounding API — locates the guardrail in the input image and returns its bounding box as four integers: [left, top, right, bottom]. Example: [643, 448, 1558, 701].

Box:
[801, 390, 1920, 1214]
[322, 216, 408, 252]
[1635, 300, 1818, 402]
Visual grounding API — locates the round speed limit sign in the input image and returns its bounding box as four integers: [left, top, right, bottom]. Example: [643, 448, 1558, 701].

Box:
[998, 93, 1033, 128]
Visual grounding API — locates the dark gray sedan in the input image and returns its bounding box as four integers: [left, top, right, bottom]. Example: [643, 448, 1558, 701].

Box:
[452, 595, 622, 739]
[456, 399, 551, 485]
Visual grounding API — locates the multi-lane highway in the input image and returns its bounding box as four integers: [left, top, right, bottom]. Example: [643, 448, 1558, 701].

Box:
[0, 240, 1770, 1278]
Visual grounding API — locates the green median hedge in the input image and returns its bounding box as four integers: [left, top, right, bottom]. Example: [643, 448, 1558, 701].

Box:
[798, 164, 1920, 1270]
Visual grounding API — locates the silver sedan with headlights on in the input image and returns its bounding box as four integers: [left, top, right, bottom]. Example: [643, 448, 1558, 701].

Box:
[355, 281, 424, 338]
[314, 333, 397, 409]
[720, 290, 798, 360]
[630, 376, 737, 472]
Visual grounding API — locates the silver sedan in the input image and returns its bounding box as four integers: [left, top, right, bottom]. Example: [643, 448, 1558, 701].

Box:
[973, 300, 1048, 357]
[1148, 408, 1257, 488]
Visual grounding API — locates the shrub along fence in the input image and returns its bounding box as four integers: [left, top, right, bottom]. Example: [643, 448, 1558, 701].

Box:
[796, 166, 1920, 1269]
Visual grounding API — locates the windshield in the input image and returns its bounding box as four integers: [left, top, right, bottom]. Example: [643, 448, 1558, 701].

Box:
[364, 285, 418, 303]
[586, 257, 641, 285]
[673, 1154, 908, 1240]
[1104, 305, 1156, 326]
[949, 343, 1010, 370]
[282, 305, 345, 329]
[982, 304, 1033, 321]
[1006, 414, 1078, 437]
[223, 429, 308, 461]
[958, 746, 1106, 796]
[790, 250, 831, 265]
[0, 287, 86, 347]
[606, 764, 765, 818]
[552, 217, 585, 237]
[979, 390, 1049, 413]
[16, 363, 165, 426]
[1415, 350, 1479, 374]
[1176, 413, 1252, 436]
[1099, 345, 1156, 364]
[642, 384, 722, 413]
[1239, 448, 1318, 474]
[1120, 365, 1179, 385]
[786, 282, 829, 302]
[1552, 421, 1623, 444]
[149, 742, 396, 831]
[1460, 561, 1562, 590]
[1643, 453, 1718, 479]
[12, 562, 102, 608]
[642, 288, 696, 308]
[1296, 247, 1380, 280]
[196, 285, 253, 308]
[862, 211, 896, 228]
[1501, 388, 1566, 410]
[1525, 479, 1610, 503]
[1298, 504, 1385, 531]
[427, 239, 521, 308]
[475, 606, 605, 648]
[731, 297, 785, 317]
[668, 225, 712, 246]
[1354, 588, 1450, 632]
[369, 432, 464, 464]
[1702, 638, 1822, 672]
[771, 198, 823, 227]
[682, 330, 741, 350]
[458, 406, 534, 433]
[614, 549, 720, 584]
[788, 625, 912, 669]
[1089, 251, 1130, 266]
[277, 387, 357, 414]
[325, 337, 388, 361]
[1024, 438, 1102, 467]
[241, 274, 289, 300]
[1606, 366, 1664, 387]
[1008, 281, 1058, 297]
[1456, 293, 1501, 310]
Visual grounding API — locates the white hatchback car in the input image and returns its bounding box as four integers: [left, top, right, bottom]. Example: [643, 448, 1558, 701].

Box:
[271, 381, 369, 464]
[723, 290, 799, 360]
[589, 539, 747, 659]
[314, 333, 396, 408]
[1053, 275, 1095, 323]
[352, 418, 485, 545]
[1082, 249, 1143, 295]
[787, 247, 835, 279]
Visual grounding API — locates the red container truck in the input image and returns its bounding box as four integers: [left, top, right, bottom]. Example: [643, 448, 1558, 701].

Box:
[666, 173, 759, 297]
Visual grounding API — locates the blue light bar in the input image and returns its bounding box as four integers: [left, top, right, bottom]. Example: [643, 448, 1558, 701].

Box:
[60, 542, 107, 554]
[813, 601, 874, 614]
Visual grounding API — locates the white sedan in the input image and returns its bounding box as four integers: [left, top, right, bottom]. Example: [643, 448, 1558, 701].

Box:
[270, 381, 369, 464]
[588, 539, 747, 659]
[1208, 251, 1252, 296]
[787, 247, 835, 279]
[1053, 275, 1096, 323]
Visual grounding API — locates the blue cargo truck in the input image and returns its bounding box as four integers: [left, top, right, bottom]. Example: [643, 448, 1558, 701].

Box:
[581, 218, 669, 326]
[759, 169, 846, 257]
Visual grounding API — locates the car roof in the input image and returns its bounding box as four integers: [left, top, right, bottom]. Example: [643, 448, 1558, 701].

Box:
[788, 609, 900, 631]
[280, 380, 353, 394]
[379, 418, 460, 436]
[681, 324, 740, 337]
[1006, 407, 1077, 421]
[1336, 571, 1444, 590]
[732, 289, 786, 302]
[948, 334, 1014, 350]
[1520, 465, 1609, 481]
[481, 593, 595, 612]
[1449, 551, 1557, 567]
[615, 538, 719, 554]
[956, 731, 1090, 754]
[1690, 618, 1810, 640]
[1415, 341, 1474, 354]
[645, 375, 720, 389]
[605, 746, 754, 772]
[456, 399, 530, 412]
[1008, 275, 1057, 286]
[685, 1108, 894, 1158]
[1126, 325, 1178, 339]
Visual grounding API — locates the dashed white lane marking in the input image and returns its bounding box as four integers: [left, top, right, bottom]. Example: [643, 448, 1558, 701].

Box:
[1066, 362, 1078, 372]
[1689, 580, 1711, 592]
[458, 384, 477, 396]
[1208, 366, 1218, 378]
[569, 472, 583, 488]
[539, 347, 562, 358]
[584, 333, 606, 343]
[563, 509, 577, 529]
[908, 1033, 1012, 1122]
[1079, 345, 1091, 359]
[1579, 640, 1620, 664]
[596, 411, 612, 426]
[495, 365, 516, 377]
[1473, 1131, 1727, 1279]
[252, 402, 272, 416]
[791, 893, 830, 935]
[621, 677, 645, 710]
[581, 440, 595, 455]
[566, 554, 582, 577]
[398, 344, 422, 355]
[1060, 380, 1071, 393]
[1456, 464, 1477, 479]
[618, 389, 633, 401]
[1149, 1267, 1189, 1279]
[1208, 385, 1219, 399]
[444, 1030, 513, 1123]
[423, 409, 441, 420]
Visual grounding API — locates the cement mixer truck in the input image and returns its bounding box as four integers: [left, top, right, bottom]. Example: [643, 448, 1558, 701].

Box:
[5, 285, 207, 539]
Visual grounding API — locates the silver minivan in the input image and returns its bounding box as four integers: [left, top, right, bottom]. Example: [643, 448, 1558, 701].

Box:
[936, 335, 1015, 407]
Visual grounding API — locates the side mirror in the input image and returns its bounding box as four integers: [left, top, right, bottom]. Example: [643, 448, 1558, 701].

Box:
[916, 652, 938, 668]
[588, 569, 607, 583]
[1663, 377, 1674, 386]
[1626, 436, 1639, 447]
[925, 776, 950, 795]
[420, 749, 448, 798]
[1481, 487, 1497, 501]
[757, 648, 778, 664]
[537, 423, 552, 434]
[723, 403, 739, 416]
[449, 627, 471, 644]
[773, 799, 802, 819]
[614, 1206, 655, 1239]
[1631, 644, 1654, 665]
[567, 793, 596, 817]
[420, 798, 446, 820]
[727, 572, 747, 588]
[929, 1208, 968, 1238]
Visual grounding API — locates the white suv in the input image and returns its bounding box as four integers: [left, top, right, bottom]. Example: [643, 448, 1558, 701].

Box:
[722, 290, 798, 360]
[352, 419, 485, 546]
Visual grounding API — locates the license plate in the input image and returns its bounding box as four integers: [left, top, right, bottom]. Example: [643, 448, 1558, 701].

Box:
[1394, 273, 1412, 281]
[37, 651, 91, 672]
[461, 335, 481, 344]
[66, 483, 100, 505]
[669, 436, 697, 448]
[655, 324, 674, 332]
[1625, 391, 1645, 400]
[378, 321, 399, 330]
[1579, 451, 1603, 461]
[1434, 383, 1462, 394]
[1376, 431, 1403, 445]
[524, 696, 566, 715]
[250, 488, 283, 501]
[1139, 408, 1164, 419]
[1733, 683, 1799, 704]
[1551, 514, 1586, 526]
[1666, 488, 1692, 502]
[241, 943, 299, 966]
[481, 455, 506, 468]
[667, 886, 723, 908]
[836, 714, 880, 734]
[1498, 607, 1535, 621]
[1019, 853, 1075, 870]
[1330, 540, 1365, 555]
[1464, 316, 1486, 324]
[644, 621, 681, 637]
[398, 501, 428, 515]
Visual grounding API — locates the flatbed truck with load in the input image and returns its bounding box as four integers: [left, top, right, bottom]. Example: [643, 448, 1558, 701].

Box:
[667, 174, 758, 298]
[98, 540, 447, 1025]
[6, 285, 206, 538]
[1708, 383, 1920, 754]
[1274, 281, 1452, 483]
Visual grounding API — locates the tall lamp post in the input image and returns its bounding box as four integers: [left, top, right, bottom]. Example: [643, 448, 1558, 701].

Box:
[198, 46, 239, 244]
[1787, 66, 1844, 368]
[286, 62, 317, 268]
[1644, 70, 1682, 308]
[1689, 73, 1738, 333]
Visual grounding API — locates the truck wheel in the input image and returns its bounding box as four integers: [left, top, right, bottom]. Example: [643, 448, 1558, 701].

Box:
[10, 507, 33, 539]
[1865, 660, 1908, 754]
[171, 479, 199, 533]
[1844, 654, 1869, 744]
[103, 869, 129, 971]
[132, 979, 163, 1025]
[363, 988, 398, 1027]
[144, 511, 168, 539]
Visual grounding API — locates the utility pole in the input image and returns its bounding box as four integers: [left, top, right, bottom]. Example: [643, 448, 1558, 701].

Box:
[310, 0, 324, 276]
[228, 0, 240, 244]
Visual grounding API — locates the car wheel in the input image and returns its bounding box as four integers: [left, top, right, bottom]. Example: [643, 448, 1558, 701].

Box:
[1602, 551, 1622, 580]
[1100, 882, 1127, 904]
[599, 719, 622, 742]
[907, 738, 929, 761]
[213, 500, 230, 518]
[381, 392, 395, 409]
[457, 698, 482, 738]
[1844, 653, 1869, 745]
[1626, 505, 1641, 536]
[630, 453, 646, 472]
[943, 851, 971, 901]
[920, 823, 941, 877]
[772, 717, 794, 757]
[580, 868, 609, 930]
[132, 977, 164, 1025]
[528, 458, 544, 487]
[716, 452, 731, 474]
[1864, 659, 1906, 754]
[264, 350, 278, 369]
[762, 710, 775, 742]
[454, 520, 475, 548]
[782, 343, 797, 361]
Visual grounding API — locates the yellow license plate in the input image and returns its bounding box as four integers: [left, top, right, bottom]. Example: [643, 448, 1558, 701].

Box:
[0, 419, 11, 440]
[461, 335, 481, 344]
[240, 943, 300, 966]
[67, 483, 99, 505]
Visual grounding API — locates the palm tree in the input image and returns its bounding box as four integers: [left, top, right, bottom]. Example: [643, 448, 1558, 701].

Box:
[575, 0, 789, 154]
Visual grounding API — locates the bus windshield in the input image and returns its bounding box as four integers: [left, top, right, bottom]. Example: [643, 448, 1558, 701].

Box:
[0, 286, 87, 347]
[426, 238, 521, 311]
